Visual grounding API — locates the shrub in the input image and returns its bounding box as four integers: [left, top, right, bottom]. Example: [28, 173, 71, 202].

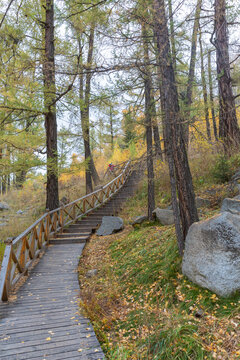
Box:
[211, 155, 233, 184]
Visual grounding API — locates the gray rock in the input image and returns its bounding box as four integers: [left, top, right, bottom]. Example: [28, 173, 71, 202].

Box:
[131, 215, 148, 226]
[0, 223, 7, 227]
[194, 309, 204, 318]
[86, 269, 98, 278]
[17, 210, 24, 215]
[182, 212, 240, 297]
[153, 208, 174, 225]
[195, 197, 211, 208]
[0, 202, 10, 211]
[220, 198, 240, 214]
[231, 169, 240, 182]
[96, 216, 124, 236]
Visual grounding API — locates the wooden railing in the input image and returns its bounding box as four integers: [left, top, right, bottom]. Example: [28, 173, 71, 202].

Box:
[0, 161, 132, 302]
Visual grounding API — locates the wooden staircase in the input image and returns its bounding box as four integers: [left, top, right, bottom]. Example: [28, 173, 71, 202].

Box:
[0, 160, 142, 302]
[49, 166, 140, 245]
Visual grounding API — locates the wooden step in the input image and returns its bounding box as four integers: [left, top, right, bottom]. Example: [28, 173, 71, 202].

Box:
[63, 228, 92, 234]
[56, 233, 91, 238]
[49, 236, 88, 244]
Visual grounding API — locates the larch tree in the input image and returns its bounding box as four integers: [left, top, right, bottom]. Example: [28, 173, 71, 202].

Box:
[142, 22, 155, 220]
[42, 0, 59, 210]
[199, 31, 211, 141]
[207, 50, 218, 141]
[184, 0, 202, 144]
[213, 0, 240, 153]
[152, 0, 199, 254]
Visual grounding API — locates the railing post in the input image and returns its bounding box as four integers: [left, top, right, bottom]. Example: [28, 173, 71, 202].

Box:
[46, 208, 50, 244]
[0, 242, 12, 302]
[60, 207, 64, 233]
[72, 204, 76, 220]
[19, 236, 27, 272]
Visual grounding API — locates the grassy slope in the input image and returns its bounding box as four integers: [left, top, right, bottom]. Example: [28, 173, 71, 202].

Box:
[78, 180, 240, 360]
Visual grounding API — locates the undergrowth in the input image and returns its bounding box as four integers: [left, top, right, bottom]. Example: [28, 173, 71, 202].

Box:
[78, 170, 240, 359]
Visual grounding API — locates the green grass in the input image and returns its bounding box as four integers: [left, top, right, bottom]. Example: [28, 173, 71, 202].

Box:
[106, 224, 239, 358]
[79, 217, 240, 359]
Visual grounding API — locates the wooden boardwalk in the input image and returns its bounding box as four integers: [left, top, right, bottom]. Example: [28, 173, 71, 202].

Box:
[0, 244, 105, 359]
[0, 163, 141, 359]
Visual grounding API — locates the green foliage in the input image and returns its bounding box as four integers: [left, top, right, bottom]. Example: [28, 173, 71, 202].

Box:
[210, 153, 240, 184]
[211, 155, 234, 184]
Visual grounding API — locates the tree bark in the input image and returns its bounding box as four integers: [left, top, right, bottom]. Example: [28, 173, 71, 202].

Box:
[199, 33, 211, 140]
[142, 23, 155, 220]
[168, 0, 177, 73]
[109, 106, 114, 151]
[79, 25, 100, 193]
[42, 0, 59, 210]
[214, 0, 240, 152]
[152, 0, 199, 254]
[184, 0, 202, 144]
[208, 50, 218, 141]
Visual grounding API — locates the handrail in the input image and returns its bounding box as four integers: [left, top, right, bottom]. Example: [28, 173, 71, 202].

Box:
[0, 160, 132, 301]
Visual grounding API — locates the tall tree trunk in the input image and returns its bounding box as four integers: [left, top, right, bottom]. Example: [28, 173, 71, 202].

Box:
[199, 33, 211, 140]
[184, 0, 202, 144]
[7, 174, 10, 191]
[168, 0, 177, 73]
[153, 34, 166, 160]
[109, 106, 114, 151]
[208, 50, 218, 141]
[214, 0, 240, 152]
[152, 114, 163, 159]
[79, 53, 93, 194]
[2, 176, 6, 195]
[152, 0, 199, 254]
[149, 74, 163, 159]
[142, 23, 155, 220]
[79, 26, 100, 193]
[42, 0, 59, 210]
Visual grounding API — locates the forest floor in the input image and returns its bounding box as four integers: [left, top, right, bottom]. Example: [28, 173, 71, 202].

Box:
[78, 179, 240, 360]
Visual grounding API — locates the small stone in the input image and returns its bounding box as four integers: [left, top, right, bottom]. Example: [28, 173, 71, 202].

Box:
[0, 223, 7, 227]
[130, 215, 148, 226]
[194, 309, 204, 318]
[195, 197, 211, 208]
[96, 216, 124, 236]
[17, 210, 24, 215]
[0, 202, 10, 211]
[86, 269, 98, 278]
[153, 208, 174, 225]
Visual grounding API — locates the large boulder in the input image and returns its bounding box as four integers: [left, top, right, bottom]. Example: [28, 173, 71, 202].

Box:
[182, 212, 240, 297]
[220, 198, 240, 214]
[153, 208, 174, 225]
[96, 216, 124, 236]
[0, 202, 10, 211]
